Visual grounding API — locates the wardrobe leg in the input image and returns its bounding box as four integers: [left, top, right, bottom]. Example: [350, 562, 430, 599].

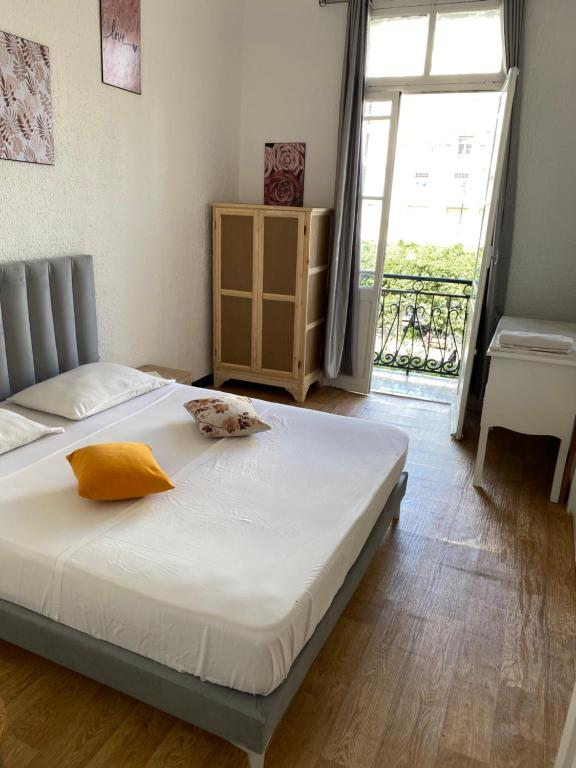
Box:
[213, 374, 228, 390]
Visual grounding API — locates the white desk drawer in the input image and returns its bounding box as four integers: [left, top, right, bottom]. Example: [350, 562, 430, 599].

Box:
[486, 356, 576, 438]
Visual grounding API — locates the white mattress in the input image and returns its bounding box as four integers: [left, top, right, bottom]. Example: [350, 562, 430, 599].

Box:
[0, 385, 408, 695]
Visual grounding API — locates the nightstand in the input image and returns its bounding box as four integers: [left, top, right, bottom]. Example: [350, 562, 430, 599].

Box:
[138, 365, 193, 386]
[473, 316, 576, 503]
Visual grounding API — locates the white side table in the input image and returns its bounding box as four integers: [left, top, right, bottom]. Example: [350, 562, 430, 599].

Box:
[473, 316, 576, 503]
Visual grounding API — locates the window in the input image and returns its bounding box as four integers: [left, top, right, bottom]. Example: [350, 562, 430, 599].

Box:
[364, 101, 392, 118]
[367, 15, 429, 78]
[367, 2, 505, 86]
[431, 9, 503, 75]
[446, 205, 470, 221]
[406, 205, 433, 225]
[414, 171, 430, 188]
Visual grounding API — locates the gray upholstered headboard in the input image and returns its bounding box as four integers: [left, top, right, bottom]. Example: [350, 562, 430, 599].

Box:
[0, 255, 99, 400]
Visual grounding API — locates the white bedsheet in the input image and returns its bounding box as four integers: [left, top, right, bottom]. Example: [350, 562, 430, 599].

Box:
[0, 385, 408, 695]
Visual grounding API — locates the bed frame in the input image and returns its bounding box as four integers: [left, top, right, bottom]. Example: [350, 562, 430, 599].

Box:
[0, 256, 407, 767]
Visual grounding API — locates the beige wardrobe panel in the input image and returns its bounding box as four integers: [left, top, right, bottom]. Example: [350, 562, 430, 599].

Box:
[261, 300, 295, 373]
[221, 215, 253, 292]
[305, 325, 324, 375]
[309, 215, 331, 268]
[307, 270, 328, 324]
[220, 295, 252, 367]
[262, 216, 299, 296]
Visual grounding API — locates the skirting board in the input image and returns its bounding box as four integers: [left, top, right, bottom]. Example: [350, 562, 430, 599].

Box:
[0, 473, 407, 757]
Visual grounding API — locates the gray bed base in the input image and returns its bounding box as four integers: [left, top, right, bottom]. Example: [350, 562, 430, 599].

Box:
[0, 473, 407, 767]
[0, 255, 407, 766]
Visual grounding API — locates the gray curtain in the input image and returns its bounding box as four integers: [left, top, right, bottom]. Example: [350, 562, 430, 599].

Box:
[472, 0, 526, 397]
[324, 0, 370, 380]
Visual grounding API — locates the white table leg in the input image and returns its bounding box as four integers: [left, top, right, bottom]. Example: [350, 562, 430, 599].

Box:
[247, 750, 265, 768]
[551, 437, 571, 504]
[473, 423, 490, 487]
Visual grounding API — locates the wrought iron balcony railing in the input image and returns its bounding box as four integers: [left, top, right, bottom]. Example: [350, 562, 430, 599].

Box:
[360, 271, 473, 377]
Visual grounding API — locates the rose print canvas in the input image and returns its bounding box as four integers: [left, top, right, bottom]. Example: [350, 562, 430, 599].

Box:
[0, 31, 54, 165]
[264, 142, 306, 207]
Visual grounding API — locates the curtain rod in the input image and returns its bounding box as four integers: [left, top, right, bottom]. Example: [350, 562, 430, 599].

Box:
[320, 0, 373, 6]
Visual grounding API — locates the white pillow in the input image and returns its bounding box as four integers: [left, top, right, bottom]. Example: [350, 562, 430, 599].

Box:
[0, 409, 64, 455]
[8, 362, 174, 421]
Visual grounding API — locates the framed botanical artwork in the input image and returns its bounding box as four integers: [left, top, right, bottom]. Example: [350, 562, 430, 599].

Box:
[264, 142, 306, 207]
[0, 31, 54, 165]
[100, 0, 141, 94]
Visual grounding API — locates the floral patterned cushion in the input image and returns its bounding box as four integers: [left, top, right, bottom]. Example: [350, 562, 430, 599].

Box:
[183, 395, 271, 438]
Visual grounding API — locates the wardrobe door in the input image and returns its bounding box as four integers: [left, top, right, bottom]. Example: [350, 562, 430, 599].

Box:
[258, 211, 304, 375]
[214, 210, 256, 369]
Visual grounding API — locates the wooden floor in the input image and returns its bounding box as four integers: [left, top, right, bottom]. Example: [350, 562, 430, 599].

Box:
[1, 383, 575, 767]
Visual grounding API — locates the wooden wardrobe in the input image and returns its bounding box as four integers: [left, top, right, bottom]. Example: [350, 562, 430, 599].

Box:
[212, 203, 332, 402]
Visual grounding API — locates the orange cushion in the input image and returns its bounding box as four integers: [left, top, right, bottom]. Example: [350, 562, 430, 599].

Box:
[66, 442, 174, 501]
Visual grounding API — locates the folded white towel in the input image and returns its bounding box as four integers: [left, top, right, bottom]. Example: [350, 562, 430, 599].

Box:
[497, 330, 574, 354]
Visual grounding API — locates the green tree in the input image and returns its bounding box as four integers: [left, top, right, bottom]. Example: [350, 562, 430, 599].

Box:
[361, 240, 477, 282]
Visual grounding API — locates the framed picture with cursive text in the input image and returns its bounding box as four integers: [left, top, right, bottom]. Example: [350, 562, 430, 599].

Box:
[100, 0, 141, 94]
[264, 143, 306, 207]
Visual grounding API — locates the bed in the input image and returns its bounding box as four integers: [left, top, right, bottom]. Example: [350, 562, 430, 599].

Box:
[0, 256, 408, 767]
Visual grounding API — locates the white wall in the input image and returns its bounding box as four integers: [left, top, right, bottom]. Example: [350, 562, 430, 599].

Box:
[0, 0, 244, 378]
[4, 0, 568, 379]
[505, 0, 576, 322]
[238, 0, 347, 208]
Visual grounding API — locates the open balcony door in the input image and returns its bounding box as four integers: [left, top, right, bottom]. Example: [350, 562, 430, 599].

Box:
[330, 92, 400, 396]
[451, 68, 519, 439]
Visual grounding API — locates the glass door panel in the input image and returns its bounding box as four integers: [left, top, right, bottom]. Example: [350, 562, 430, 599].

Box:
[362, 119, 390, 197]
[360, 106, 391, 283]
[330, 93, 399, 395]
[452, 69, 519, 437]
[359, 199, 383, 285]
[373, 90, 501, 397]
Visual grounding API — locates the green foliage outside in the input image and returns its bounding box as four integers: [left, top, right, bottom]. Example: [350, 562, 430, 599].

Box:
[361, 240, 478, 286]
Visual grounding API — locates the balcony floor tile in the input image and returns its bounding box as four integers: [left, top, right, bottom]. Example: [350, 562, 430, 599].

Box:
[371, 368, 457, 404]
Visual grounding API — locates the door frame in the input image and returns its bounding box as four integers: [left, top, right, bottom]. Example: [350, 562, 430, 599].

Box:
[332, 70, 509, 398]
